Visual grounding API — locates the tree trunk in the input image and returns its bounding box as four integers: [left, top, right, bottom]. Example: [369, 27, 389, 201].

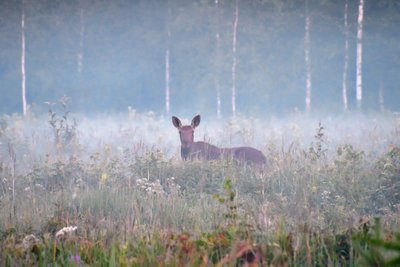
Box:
[165, 6, 171, 115]
[21, 0, 27, 116]
[77, 5, 85, 76]
[356, 0, 364, 109]
[379, 82, 385, 112]
[214, 0, 221, 119]
[342, 0, 349, 111]
[304, 0, 312, 112]
[165, 48, 170, 115]
[231, 0, 239, 117]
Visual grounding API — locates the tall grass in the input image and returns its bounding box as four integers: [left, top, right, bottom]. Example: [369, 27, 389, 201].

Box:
[0, 105, 399, 265]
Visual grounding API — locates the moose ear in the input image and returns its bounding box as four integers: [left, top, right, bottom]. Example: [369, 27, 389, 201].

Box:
[191, 115, 201, 128]
[172, 116, 182, 129]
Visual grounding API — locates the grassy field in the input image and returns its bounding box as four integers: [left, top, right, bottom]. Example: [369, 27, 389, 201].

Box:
[0, 107, 399, 266]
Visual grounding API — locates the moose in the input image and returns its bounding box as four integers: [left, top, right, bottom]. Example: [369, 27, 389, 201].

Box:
[172, 115, 266, 166]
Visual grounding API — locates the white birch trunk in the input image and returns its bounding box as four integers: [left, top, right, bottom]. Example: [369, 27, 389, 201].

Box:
[342, 0, 349, 111]
[215, 0, 221, 119]
[356, 0, 364, 109]
[77, 6, 85, 75]
[165, 7, 171, 115]
[165, 48, 170, 115]
[379, 82, 385, 112]
[21, 0, 27, 116]
[231, 0, 239, 117]
[304, 1, 312, 112]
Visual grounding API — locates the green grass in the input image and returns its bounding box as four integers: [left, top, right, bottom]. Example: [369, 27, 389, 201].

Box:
[0, 111, 399, 265]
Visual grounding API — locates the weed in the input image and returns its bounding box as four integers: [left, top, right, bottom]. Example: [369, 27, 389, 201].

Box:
[46, 96, 77, 153]
[0, 111, 399, 265]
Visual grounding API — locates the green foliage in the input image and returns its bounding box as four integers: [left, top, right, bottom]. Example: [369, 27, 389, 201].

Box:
[213, 177, 238, 224]
[0, 112, 400, 265]
[307, 122, 328, 162]
[46, 96, 77, 152]
[373, 146, 400, 211]
[353, 218, 400, 266]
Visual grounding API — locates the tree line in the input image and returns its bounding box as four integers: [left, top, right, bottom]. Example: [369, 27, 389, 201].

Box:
[0, 0, 399, 116]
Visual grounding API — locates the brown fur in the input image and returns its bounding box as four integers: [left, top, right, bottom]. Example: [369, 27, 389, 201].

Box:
[172, 115, 266, 166]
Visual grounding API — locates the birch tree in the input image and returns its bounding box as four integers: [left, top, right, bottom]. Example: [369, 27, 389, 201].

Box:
[21, 0, 27, 116]
[77, 2, 85, 76]
[165, 5, 171, 115]
[231, 0, 239, 117]
[379, 82, 385, 112]
[214, 0, 221, 119]
[356, 0, 364, 109]
[342, 0, 349, 111]
[304, 0, 311, 112]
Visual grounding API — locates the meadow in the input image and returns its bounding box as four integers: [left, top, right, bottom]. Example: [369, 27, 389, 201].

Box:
[0, 103, 399, 266]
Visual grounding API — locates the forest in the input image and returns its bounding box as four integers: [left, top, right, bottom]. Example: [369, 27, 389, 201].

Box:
[1, 0, 400, 265]
[0, 0, 399, 116]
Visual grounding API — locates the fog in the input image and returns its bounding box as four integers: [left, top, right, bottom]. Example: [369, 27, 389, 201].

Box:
[0, 0, 399, 116]
[1, 0, 399, 164]
[2, 2, 400, 262]
[1, 110, 399, 172]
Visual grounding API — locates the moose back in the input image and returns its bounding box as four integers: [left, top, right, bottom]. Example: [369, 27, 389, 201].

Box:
[172, 115, 266, 166]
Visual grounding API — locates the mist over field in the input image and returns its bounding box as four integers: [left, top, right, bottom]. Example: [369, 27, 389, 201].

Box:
[1, 105, 400, 264]
[1, 108, 399, 172]
[1, 0, 400, 265]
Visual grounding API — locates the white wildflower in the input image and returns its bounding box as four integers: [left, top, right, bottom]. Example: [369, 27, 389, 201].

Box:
[321, 190, 331, 201]
[56, 226, 78, 238]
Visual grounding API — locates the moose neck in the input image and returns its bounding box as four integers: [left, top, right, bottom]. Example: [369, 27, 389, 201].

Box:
[181, 145, 192, 160]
